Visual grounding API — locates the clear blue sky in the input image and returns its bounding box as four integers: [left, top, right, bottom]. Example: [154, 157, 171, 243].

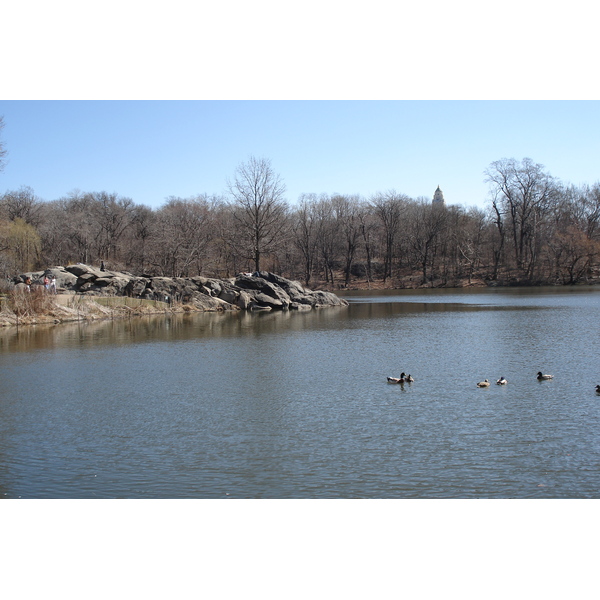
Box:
[1, 100, 599, 210]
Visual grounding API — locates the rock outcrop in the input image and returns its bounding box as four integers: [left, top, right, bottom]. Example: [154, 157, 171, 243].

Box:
[16, 265, 348, 312]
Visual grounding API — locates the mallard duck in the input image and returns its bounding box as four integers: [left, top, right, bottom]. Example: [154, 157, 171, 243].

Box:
[596, 385, 600, 394]
[496, 377, 508, 385]
[477, 379, 490, 387]
[537, 372, 554, 380]
[387, 373, 406, 384]
[405, 374, 414, 382]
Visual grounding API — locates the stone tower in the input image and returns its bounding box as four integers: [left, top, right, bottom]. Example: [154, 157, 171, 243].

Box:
[432, 185, 445, 206]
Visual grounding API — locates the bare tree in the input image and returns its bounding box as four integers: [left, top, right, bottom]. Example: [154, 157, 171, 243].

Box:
[292, 193, 321, 285]
[60, 191, 97, 264]
[312, 195, 342, 285]
[545, 183, 600, 283]
[407, 200, 449, 285]
[0, 186, 43, 227]
[210, 199, 240, 277]
[371, 190, 408, 282]
[455, 207, 487, 284]
[357, 205, 378, 287]
[125, 204, 156, 274]
[0, 116, 7, 173]
[37, 199, 73, 266]
[581, 183, 600, 240]
[227, 156, 288, 273]
[88, 191, 135, 263]
[489, 195, 507, 280]
[151, 195, 213, 277]
[332, 194, 363, 287]
[485, 158, 556, 277]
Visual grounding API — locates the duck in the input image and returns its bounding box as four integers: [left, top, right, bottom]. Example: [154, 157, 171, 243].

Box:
[596, 385, 600, 394]
[537, 372, 554, 380]
[496, 377, 508, 385]
[405, 374, 414, 382]
[387, 373, 406, 384]
[477, 379, 490, 387]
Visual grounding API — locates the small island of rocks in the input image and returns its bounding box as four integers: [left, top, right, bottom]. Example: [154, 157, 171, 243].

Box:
[2, 264, 348, 327]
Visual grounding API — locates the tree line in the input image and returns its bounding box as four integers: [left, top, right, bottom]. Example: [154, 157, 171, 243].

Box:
[1, 155, 600, 288]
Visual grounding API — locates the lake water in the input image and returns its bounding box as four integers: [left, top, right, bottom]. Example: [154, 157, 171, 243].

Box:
[1, 286, 599, 499]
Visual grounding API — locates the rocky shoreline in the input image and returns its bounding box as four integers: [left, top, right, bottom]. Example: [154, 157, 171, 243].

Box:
[1, 265, 348, 327]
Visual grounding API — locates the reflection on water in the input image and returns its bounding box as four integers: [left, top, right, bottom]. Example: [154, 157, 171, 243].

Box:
[0, 309, 352, 353]
[1, 286, 599, 498]
[0, 288, 560, 354]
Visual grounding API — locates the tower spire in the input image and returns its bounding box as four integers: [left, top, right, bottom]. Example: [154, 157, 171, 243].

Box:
[432, 186, 445, 205]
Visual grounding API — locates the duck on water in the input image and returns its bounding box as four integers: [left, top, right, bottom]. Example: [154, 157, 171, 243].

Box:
[537, 372, 554, 380]
[387, 373, 414, 384]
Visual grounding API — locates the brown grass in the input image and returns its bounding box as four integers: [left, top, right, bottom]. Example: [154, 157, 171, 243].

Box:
[7, 286, 55, 316]
[0, 289, 208, 328]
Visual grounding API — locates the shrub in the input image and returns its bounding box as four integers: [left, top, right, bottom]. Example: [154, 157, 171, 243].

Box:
[7, 285, 54, 316]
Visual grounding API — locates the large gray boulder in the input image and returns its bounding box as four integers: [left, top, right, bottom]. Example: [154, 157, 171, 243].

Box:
[46, 267, 79, 290]
[189, 293, 234, 311]
[251, 271, 347, 308]
[66, 264, 105, 278]
[64, 264, 132, 296]
[234, 290, 254, 310]
[307, 290, 348, 307]
[124, 277, 151, 298]
[234, 274, 291, 309]
[254, 271, 306, 297]
[17, 266, 78, 291]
